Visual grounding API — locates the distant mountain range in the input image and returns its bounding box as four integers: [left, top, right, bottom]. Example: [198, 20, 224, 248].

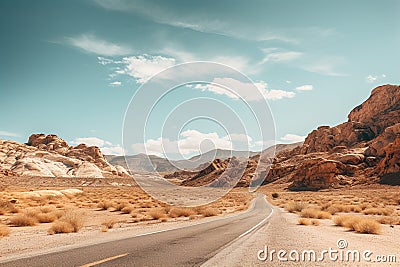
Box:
[106, 145, 300, 173]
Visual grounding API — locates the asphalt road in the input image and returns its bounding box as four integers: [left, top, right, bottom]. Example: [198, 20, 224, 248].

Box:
[1, 193, 272, 267]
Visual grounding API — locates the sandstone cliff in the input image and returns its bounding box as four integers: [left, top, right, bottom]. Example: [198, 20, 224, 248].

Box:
[165, 85, 400, 190]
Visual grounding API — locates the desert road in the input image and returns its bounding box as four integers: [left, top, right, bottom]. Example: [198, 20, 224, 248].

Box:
[1, 194, 272, 267]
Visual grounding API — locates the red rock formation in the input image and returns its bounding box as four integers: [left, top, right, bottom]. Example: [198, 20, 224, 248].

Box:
[348, 85, 400, 135]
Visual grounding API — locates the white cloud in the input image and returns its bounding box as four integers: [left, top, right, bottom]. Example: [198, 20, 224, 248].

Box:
[366, 74, 386, 83]
[132, 130, 235, 157]
[286, 80, 292, 84]
[110, 81, 122, 86]
[71, 137, 109, 147]
[280, 134, 306, 143]
[366, 75, 377, 83]
[193, 78, 295, 101]
[121, 55, 176, 84]
[71, 137, 125, 156]
[296, 84, 313, 91]
[0, 131, 20, 137]
[100, 145, 125, 156]
[131, 130, 257, 157]
[66, 34, 131, 56]
[262, 51, 303, 63]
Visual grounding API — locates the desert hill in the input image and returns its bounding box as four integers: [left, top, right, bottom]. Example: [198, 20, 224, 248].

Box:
[165, 142, 303, 187]
[107, 149, 259, 173]
[166, 85, 400, 190]
[0, 134, 129, 178]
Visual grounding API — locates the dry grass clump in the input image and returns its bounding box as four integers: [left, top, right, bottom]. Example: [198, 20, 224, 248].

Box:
[285, 201, 307, 213]
[121, 205, 135, 214]
[333, 215, 381, 234]
[300, 208, 332, 219]
[377, 216, 399, 225]
[10, 214, 38, 226]
[363, 207, 393, 216]
[353, 218, 381, 234]
[48, 209, 86, 234]
[168, 207, 196, 218]
[298, 218, 311, 225]
[148, 208, 167, 220]
[101, 219, 117, 229]
[0, 200, 19, 214]
[0, 224, 11, 237]
[198, 207, 219, 217]
[97, 201, 114, 210]
[298, 218, 320, 226]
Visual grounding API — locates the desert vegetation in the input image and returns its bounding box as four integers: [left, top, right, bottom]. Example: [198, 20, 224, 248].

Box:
[263, 185, 400, 234]
[0, 180, 253, 237]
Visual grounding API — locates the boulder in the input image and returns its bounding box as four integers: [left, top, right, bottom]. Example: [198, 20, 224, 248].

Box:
[336, 154, 365, 165]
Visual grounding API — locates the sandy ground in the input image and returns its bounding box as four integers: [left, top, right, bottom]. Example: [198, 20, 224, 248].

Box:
[203, 205, 400, 266]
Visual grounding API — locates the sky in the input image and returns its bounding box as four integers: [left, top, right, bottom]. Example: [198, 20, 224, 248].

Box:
[0, 0, 399, 158]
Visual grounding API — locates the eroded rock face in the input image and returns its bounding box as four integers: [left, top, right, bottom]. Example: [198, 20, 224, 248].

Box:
[376, 136, 400, 179]
[290, 158, 348, 190]
[300, 122, 375, 154]
[348, 85, 400, 135]
[287, 84, 400, 190]
[0, 134, 130, 178]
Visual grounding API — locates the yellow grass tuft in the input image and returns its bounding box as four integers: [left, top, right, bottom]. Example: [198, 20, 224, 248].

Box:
[285, 201, 307, 213]
[0, 224, 11, 237]
[301, 208, 332, 219]
[10, 214, 37, 227]
[333, 215, 381, 234]
[48, 209, 86, 234]
[298, 218, 311, 225]
[101, 219, 117, 229]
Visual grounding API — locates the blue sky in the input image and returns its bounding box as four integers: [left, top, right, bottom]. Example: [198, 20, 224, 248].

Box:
[1, 0, 399, 158]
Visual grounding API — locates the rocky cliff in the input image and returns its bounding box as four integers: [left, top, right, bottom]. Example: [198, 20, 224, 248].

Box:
[166, 85, 400, 190]
[0, 134, 130, 178]
[288, 84, 400, 189]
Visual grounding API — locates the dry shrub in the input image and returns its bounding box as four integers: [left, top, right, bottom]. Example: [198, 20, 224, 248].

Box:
[311, 219, 320, 226]
[377, 216, 398, 225]
[148, 208, 167, 220]
[48, 209, 86, 234]
[121, 205, 135, 214]
[140, 202, 153, 208]
[0, 224, 10, 237]
[285, 202, 307, 213]
[0, 200, 18, 214]
[48, 221, 74, 234]
[298, 218, 311, 225]
[113, 202, 129, 212]
[97, 201, 114, 210]
[333, 215, 381, 234]
[199, 207, 219, 217]
[353, 218, 381, 234]
[36, 212, 57, 223]
[101, 219, 117, 229]
[168, 207, 195, 218]
[333, 215, 358, 227]
[10, 214, 37, 226]
[363, 208, 393, 216]
[301, 208, 331, 219]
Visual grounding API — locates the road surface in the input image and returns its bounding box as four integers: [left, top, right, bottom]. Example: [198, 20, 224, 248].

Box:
[1, 193, 272, 267]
